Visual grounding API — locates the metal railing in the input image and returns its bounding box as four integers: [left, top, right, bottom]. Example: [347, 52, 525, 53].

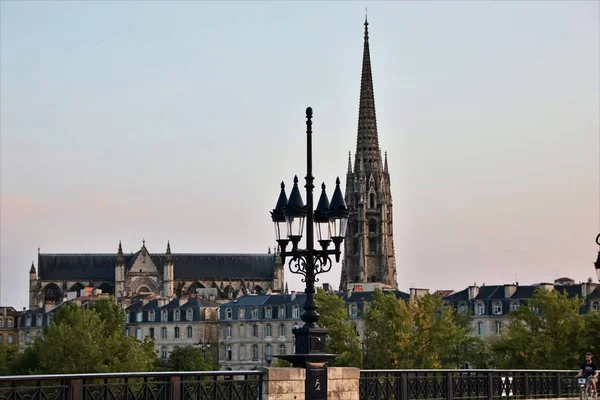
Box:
[360, 369, 580, 400]
[0, 370, 264, 400]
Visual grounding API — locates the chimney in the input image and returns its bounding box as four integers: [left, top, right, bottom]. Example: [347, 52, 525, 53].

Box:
[291, 291, 296, 300]
[44, 302, 55, 313]
[468, 283, 479, 300]
[504, 284, 517, 298]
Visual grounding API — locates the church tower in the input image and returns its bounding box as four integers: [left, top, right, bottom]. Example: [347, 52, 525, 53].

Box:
[340, 16, 398, 290]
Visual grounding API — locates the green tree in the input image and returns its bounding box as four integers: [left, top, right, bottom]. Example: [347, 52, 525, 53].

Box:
[490, 288, 584, 369]
[15, 299, 157, 374]
[314, 288, 362, 368]
[0, 343, 20, 375]
[364, 290, 472, 369]
[166, 346, 216, 371]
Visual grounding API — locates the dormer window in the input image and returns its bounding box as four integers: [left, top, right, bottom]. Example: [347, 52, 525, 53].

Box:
[349, 304, 358, 317]
[251, 307, 258, 319]
[475, 301, 485, 316]
[136, 311, 143, 322]
[186, 309, 193, 321]
[278, 305, 286, 318]
[265, 306, 272, 318]
[45, 316, 50, 326]
[125, 313, 130, 323]
[492, 301, 503, 315]
[225, 308, 232, 320]
[458, 302, 468, 314]
[149, 311, 156, 322]
[26, 315, 32, 327]
[205, 308, 213, 320]
[591, 300, 600, 312]
[173, 309, 180, 322]
[238, 308, 245, 320]
[37, 314, 43, 327]
[292, 305, 300, 319]
[510, 301, 520, 311]
[161, 310, 168, 322]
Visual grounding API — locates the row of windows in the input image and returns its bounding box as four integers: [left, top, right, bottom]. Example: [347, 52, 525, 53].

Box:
[127, 308, 213, 323]
[477, 321, 504, 336]
[223, 343, 286, 361]
[224, 305, 300, 320]
[0, 317, 14, 328]
[458, 300, 519, 316]
[224, 323, 288, 338]
[24, 314, 49, 327]
[0, 334, 14, 344]
[134, 326, 195, 341]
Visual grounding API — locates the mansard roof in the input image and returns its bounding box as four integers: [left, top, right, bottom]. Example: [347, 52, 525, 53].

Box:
[37, 252, 276, 281]
[474, 285, 504, 300]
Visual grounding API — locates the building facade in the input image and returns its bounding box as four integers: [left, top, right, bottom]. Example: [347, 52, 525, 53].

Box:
[340, 18, 398, 291]
[29, 241, 284, 309]
[0, 307, 19, 347]
[124, 295, 221, 363]
[217, 293, 305, 370]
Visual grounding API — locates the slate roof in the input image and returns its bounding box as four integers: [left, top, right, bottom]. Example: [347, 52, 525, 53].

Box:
[38, 254, 118, 280]
[38, 253, 276, 281]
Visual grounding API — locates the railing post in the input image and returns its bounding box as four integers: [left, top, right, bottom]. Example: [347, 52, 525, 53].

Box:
[169, 376, 181, 400]
[487, 371, 494, 400]
[555, 372, 562, 398]
[70, 379, 83, 400]
[523, 372, 530, 399]
[401, 373, 408, 400]
[446, 372, 454, 400]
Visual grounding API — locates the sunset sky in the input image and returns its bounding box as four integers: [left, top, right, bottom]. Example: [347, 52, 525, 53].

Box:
[1, 1, 598, 308]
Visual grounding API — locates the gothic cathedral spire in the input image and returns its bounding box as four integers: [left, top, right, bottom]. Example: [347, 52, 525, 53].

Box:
[340, 17, 398, 291]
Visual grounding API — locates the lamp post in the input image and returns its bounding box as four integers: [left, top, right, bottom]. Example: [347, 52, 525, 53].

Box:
[197, 340, 211, 356]
[270, 107, 349, 370]
[594, 234, 600, 282]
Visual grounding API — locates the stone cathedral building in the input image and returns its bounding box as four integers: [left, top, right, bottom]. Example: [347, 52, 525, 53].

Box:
[340, 17, 398, 291]
[28, 241, 284, 309]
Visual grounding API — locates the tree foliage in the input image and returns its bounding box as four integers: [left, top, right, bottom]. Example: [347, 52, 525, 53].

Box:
[364, 290, 472, 369]
[166, 346, 216, 371]
[489, 288, 584, 369]
[12, 299, 157, 375]
[0, 343, 20, 375]
[314, 288, 362, 368]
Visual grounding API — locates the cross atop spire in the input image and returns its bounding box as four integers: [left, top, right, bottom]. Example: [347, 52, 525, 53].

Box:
[354, 14, 381, 174]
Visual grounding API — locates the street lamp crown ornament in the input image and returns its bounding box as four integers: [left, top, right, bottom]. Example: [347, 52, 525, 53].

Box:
[269, 107, 349, 369]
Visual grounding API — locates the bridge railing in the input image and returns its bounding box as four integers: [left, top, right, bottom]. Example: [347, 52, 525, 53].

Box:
[360, 369, 579, 400]
[0, 370, 265, 400]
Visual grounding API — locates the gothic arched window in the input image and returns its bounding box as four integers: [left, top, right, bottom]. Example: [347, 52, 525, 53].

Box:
[98, 282, 113, 295]
[369, 193, 376, 209]
[43, 283, 62, 303]
[369, 219, 377, 234]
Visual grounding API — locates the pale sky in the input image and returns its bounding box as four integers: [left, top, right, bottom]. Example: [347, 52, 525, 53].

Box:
[1, 1, 599, 309]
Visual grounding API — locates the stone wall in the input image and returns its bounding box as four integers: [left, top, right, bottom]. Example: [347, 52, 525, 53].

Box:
[261, 367, 360, 400]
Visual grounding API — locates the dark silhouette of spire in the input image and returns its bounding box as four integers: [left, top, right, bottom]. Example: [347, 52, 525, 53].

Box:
[30, 261, 36, 274]
[117, 241, 124, 266]
[354, 14, 381, 173]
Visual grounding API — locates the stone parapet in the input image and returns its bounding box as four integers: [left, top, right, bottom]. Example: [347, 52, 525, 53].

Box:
[261, 367, 306, 400]
[327, 367, 360, 400]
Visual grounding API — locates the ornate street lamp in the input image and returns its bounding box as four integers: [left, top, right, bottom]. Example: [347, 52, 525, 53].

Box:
[197, 340, 211, 356]
[594, 234, 600, 282]
[270, 107, 349, 369]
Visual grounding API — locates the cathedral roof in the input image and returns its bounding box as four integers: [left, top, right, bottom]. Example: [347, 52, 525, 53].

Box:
[38, 254, 117, 280]
[37, 252, 277, 281]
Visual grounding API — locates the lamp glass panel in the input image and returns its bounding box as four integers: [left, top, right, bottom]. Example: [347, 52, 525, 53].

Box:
[330, 217, 349, 238]
[286, 215, 305, 238]
[315, 221, 331, 241]
[274, 221, 286, 241]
